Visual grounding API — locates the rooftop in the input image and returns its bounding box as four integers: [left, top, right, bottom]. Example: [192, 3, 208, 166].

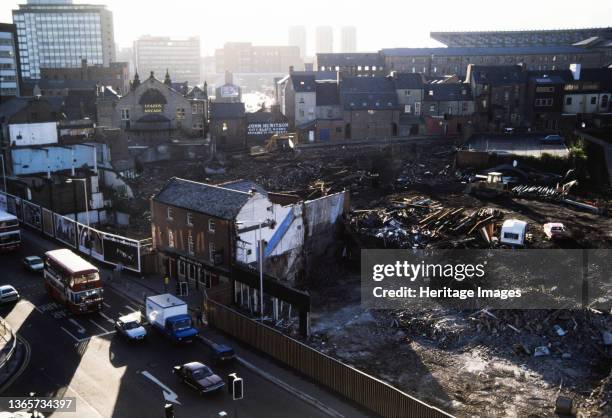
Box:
[153, 177, 258, 219]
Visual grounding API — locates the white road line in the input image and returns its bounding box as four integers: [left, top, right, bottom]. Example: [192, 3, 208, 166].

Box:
[99, 312, 115, 323]
[102, 302, 111, 308]
[68, 318, 86, 334]
[60, 326, 82, 343]
[89, 319, 109, 333]
[125, 305, 139, 312]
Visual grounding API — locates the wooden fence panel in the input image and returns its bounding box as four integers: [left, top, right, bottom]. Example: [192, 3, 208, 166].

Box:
[205, 299, 454, 418]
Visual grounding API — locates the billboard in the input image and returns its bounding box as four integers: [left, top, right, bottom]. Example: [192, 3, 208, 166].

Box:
[9, 122, 58, 147]
[42, 208, 54, 237]
[77, 224, 105, 262]
[247, 122, 289, 137]
[23, 201, 42, 230]
[54, 214, 76, 248]
[102, 234, 140, 272]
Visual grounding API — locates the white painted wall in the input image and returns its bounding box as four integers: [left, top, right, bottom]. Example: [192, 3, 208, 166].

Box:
[9, 122, 58, 146]
[563, 92, 611, 114]
[235, 193, 304, 265]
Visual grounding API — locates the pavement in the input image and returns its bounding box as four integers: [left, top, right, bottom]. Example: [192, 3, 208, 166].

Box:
[0, 228, 373, 418]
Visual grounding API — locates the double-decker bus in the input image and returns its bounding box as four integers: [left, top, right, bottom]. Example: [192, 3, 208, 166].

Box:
[43, 248, 103, 314]
[0, 209, 20, 251]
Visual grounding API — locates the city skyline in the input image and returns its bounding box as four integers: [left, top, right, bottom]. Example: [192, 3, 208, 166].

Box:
[2, 0, 612, 56]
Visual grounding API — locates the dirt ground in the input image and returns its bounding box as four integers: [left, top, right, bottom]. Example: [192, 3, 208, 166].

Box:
[123, 140, 611, 417]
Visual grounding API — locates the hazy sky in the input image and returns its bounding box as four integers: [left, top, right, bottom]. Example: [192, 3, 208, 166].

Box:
[2, 0, 612, 56]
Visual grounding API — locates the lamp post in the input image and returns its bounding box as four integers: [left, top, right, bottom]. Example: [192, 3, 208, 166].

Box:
[66, 178, 89, 227]
[0, 154, 7, 193]
[236, 219, 272, 321]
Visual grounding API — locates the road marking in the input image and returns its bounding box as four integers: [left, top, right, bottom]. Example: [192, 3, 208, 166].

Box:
[89, 319, 109, 333]
[140, 371, 181, 405]
[102, 302, 111, 308]
[99, 312, 115, 324]
[68, 318, 86, 334]
[60, 326, 81, 343]
[0, 335, 32, 393]
[125, 305, 139, 312]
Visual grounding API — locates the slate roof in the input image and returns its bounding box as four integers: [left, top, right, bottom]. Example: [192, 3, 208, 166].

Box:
[392, 72, 425, 89]
[380, 46, 593, 57]
[340, 76, 396, 93]
[527, 70, 573, 85]
[316, 81, 340, 106]
[468, 65, 525, 85]
[291, 74, 317, 92]
[0, 96, 65, 121]
[342, 92, 399, 110]
[219, 179, 268, 196]
[423, 83, 473, 102]
[153, 177, 254, 220]
[210, 102, 245, 119]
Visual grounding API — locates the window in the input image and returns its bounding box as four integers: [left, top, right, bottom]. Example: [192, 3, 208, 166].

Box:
[590, 96, 597, 105]
[428, 90, 434, 96]
[209, 242, 216, 261]
[187, 232, 194, 255]
[536, 86, 554, 93]
[186, 212, 193, 226]
[503, 232, 519, 240]
[167, 207, 174, 220]
[404, 104, 411, 114]
[462, 102, 468, 112]
[176, 108, 186, 120]
[335, 126, 342, 133]
[429, 105, 435, 112]
[121, 108, 129, 120]
[535, 98, 553, 107]
[299, 110, 304, 117]
[208, 219, 215, 233]
[602, 95, 609, 109]
[414, 102, 421, 115]
[566, 97, 572, 105]
[404, 90, 411, 96]
[168, 229, 175, 248]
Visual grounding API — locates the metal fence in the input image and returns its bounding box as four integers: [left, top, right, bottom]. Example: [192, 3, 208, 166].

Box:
[205, 299, 454, 418]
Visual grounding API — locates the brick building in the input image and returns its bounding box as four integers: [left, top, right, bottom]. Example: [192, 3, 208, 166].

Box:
[41, 59, 129, 95]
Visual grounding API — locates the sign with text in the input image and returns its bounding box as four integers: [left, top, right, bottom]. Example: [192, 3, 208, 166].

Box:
[143, 103, 163, 113]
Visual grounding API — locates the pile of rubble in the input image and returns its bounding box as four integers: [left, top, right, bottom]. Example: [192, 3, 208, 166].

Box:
[348, 195, 504, 249]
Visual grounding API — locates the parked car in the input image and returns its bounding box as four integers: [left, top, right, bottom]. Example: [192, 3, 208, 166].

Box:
[173, 362, 225, 395]
[0, 285, 20, 305]
[543, 223, 570, 240]
[115, 313, 147, 341]
[540, 134, 564, 144]
[23, 256, 44, 272]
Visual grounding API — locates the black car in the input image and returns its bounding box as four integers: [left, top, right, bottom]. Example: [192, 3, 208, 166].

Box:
[173, 362, 225, 395]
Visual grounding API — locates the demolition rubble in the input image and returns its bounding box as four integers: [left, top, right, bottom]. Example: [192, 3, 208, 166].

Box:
[124, 139, 610, 417]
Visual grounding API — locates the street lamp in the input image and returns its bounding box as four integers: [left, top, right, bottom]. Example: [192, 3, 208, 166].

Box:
[66, 178, 89, 227]
[235, 219, 272, 321]
[0, 154, 7, 193]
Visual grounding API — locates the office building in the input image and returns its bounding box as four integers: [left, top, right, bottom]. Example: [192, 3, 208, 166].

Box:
[289, 25, 307, 58]
[0, 23, 22, 97]
[12, 0, 116, 80]
[133, 35, 201, 85]
[214, 42, 302, 74]
[340, 26, 356, 53]
[316, 26, 333, 54]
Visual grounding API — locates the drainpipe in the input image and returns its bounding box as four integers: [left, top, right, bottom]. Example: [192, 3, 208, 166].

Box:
[71, 146, 75, 176]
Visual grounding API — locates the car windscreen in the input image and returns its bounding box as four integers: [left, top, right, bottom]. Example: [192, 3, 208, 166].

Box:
[191, 367, 213, 379]
[173, 318, 191, 331]
[124, 321, 140, 330]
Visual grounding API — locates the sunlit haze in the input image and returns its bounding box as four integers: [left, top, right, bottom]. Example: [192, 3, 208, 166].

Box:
[2, 0, 612, 55]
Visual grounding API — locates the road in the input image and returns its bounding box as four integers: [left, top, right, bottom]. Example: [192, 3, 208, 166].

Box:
[0, 230, 331, 418]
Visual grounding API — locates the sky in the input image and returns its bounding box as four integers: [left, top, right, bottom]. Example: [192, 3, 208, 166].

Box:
[2, 0, 612, 56]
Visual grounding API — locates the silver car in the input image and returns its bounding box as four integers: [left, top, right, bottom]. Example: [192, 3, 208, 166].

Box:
[0, 285, 20, 305]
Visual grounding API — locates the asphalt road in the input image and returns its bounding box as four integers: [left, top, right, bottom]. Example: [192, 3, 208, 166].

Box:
[0, 231, 330, 418]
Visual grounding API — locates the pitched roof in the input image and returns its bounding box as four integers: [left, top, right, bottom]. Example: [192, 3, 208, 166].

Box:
[340, 76, 396, 93]
[423, 83, 473, 101]
[315, 81, 340, 106]
[392, 72, 425, 89]
[0, 96, 65, 120]
[153, 177, 254, 220]
[468, 65, 525, 85]
[291, 74, 316, 92]
[316, 52, 383, 66]
[210, 102, 245, 119]
[342, 92, 399, 110]
[527, 70, 573, 84]
[219, 179, 268, 196]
